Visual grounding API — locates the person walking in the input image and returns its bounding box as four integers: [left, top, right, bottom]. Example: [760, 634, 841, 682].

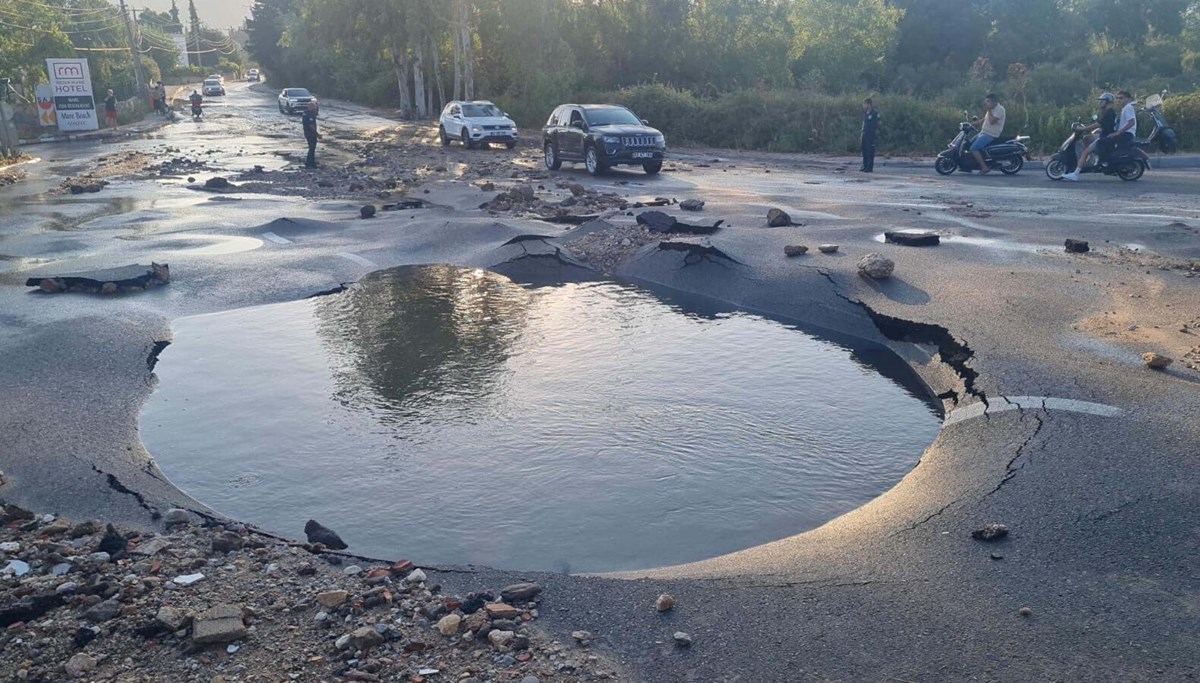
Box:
[860, 97, 879, 172]
[104, 89, 118, 128]
[302, 100, 320, 168]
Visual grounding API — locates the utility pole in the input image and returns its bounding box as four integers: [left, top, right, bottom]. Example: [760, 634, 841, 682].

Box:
[118, 0, 146, 93]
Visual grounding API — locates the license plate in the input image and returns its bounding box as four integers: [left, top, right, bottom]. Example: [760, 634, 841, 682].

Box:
[631, 152, 654, 159]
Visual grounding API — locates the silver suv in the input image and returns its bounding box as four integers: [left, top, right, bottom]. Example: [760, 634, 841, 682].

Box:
[439, 101, 518, 149]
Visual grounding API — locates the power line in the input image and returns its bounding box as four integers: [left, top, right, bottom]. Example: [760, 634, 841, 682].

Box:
[8, 0, 118, 15]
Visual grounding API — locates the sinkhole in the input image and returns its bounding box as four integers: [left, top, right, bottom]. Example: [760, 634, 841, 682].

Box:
[140, 265, 942, 572]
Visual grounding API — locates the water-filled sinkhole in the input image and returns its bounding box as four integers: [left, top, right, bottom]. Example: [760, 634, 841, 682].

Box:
[140, 265, 941, 572]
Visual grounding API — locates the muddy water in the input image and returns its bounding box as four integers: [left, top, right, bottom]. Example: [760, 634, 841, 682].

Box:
[141, 265, 941, 572]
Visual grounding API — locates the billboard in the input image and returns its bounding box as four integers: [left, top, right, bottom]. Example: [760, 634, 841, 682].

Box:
[35, 84, 57, 127]
[46, 58, 98, 132]
[171, 35, 190, 69]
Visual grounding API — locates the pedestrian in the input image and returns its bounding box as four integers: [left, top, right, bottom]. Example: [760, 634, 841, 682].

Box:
[156, 82, 168, 115]
[302, 100, 320, 168]
[860, 97, 879, 172]
[148, 82, 157, 116]
[104, 89, 118, 128]
[969, 93, 1005, 174]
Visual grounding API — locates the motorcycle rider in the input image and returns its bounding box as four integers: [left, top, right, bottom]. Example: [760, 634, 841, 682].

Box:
[969, 94, 1005, 174]
[1070, 90, 1132, 181]
[1063, 92, 1117, 181]
[189, 90, 203, 117]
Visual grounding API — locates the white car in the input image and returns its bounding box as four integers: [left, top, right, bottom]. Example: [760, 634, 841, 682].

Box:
[208, 73, 225, 85]
[247, 68, 260, 82]
[439, 100, 517, 149]
[278, 87, 314, 114]
[202, 78, 225, 97]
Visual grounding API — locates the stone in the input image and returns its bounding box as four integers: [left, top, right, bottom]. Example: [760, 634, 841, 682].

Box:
[97, 524, 127, 556]
[484, 603, 521, 620]
[568, 183, 586, 197]
[156, 606, 191, 632]
[405, 568, 427, 583]
[884, 230, 940, 247]
[784, 245, 808, 257]
[132, 537, 171, 556]
[817, 244, 839, 253]
[499, 582, 542, 602]
[303, 519, 348, 549]
[766, 208, 792, 227]
[571, 630, 592, 643]
[192, 604, 248, 644]
[83, 598, 121, 623]
[64, 653, 96, 678]
[971, 523, 1009, 542]
[436, 613, 462, 636]
[2, 559, 29, 577]
[857, 253, 895, 279]
[335, 633, 353, 650]
[673, 631, 693, 647]
[464, 611, 489, 633]
[204, 177, 231, 189]
[55, 581, 78, 594]
[210, 531, 243, 554]
[173, 573, 205, 585]
[317, 590, 349, 609]
[488, 629, 515, 650]
[349, 625, 384, 651]
[679, 199, 705, 211]
[360, 204, 376, 219]
[1064, 238, 1089, 253]
[1019, 606, 1034, 617]
[655, 594, 675, 612]
[163, 509, 192, 526]
[636, 210, 677, 232]
[69, 520, 100, 538]
[99, 282, 118, 295]
[1143, 352, 1173, 370]
[0, 541, 19, 552]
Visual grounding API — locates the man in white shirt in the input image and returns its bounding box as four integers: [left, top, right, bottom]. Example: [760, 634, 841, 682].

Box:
[969, 94, 1006, 174]
[1064, 90, 1136, 182]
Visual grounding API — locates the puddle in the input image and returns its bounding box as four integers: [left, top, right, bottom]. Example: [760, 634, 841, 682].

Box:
[141, 265, 942, 572]
[117, 234, 264, 256]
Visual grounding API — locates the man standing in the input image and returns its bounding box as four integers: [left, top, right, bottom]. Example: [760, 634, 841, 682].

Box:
[860, 98, 879, 173]
[302, 100, 320, 168]
[104, 89, 118, 128]
[969, 93, 1005, 174]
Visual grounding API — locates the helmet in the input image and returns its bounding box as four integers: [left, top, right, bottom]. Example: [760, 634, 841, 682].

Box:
[1098, 92, 1115, 103]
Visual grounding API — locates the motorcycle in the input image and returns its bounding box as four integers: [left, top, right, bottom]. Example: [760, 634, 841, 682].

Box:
[190, 97, 203, 120]
[1139, 91, 1177, 154]
[935, 112, 1031, 176]
[1044, 121, 1149, 182]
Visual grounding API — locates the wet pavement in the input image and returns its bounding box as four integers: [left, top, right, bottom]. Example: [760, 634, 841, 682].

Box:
[2, 79, 1199, 681]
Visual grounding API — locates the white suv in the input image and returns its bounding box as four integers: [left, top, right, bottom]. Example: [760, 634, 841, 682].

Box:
[439, 101, 518, 149]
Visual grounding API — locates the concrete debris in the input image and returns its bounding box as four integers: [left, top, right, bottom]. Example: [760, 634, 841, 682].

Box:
[1065, 238, 1090, 253]
[971, 523, 1009, 542]
[1142, 352, 1173, 369]
[766, 208, 792, 227]
[817, 244, 839, 253]
[784, 245, 809, 257]
[885, 230, 940, 247]
[857, 253, 895, 279]
[303, 519, 348, 549]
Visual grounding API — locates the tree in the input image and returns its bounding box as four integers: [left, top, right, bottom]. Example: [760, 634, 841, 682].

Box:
[790, 0, 905, 90]
[187, 0, 203, 68]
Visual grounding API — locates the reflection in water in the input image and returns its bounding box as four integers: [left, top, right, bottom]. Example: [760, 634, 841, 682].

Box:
[313, 266, 530, 427]
[142, 265, 942, 572]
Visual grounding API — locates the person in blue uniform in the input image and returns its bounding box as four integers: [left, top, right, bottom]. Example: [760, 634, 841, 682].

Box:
[302, 100, 320, 168]
[861, 98, 879, 173]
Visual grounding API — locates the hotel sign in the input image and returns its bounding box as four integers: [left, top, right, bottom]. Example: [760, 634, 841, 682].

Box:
[46, 58, 98, 131]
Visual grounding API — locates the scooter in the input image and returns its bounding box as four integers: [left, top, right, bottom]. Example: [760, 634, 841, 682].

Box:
[1139, 91, 1177, 154]
[1044, 122, 1149, 181]
[190, 98, 203, 121]
[935, 112, 1031, 175]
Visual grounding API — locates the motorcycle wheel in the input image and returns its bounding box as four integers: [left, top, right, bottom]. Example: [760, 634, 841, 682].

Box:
[998, 156, 1024, 175]
[934, 156, 957, 176]
[1160, 136, 1178, 155]
[1045, 159, 1068, 181]
[1117, 160, 1146, 182]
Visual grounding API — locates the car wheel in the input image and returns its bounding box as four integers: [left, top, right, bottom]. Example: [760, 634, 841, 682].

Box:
[438, 126, 450, 146]
[278, 103, 284, 113]
[461, 128, 473, 150]
[585, 145, 605, 176]
[544, 142, 562, 170]
[643, 161, 662, 175]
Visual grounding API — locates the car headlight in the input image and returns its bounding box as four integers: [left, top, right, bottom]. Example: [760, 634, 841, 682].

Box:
[602, 135, 620, 144]
[471, 125, 482, 132]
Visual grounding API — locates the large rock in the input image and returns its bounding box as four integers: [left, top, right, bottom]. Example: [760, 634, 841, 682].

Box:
[766, 208, 792, 227]
[1143, 352, 1173, 370]
[162, 508, 191, 526]
[857, 253, 895, 279]
[204, 176, 232, 190]
[679, 198, 705, 211]
[499, 582, 542, 602]
[303, 519, 348, 549]
[192, 604, 247, 644]
[317, 590, 349, 609]
[360, 204, 377, 219]
[884, 230, 940, 247]
[436, 613, 462, 636]
[784, 245, 808, 257]
[635, 210, 676, 232]
[1064, 238, 1089, 253]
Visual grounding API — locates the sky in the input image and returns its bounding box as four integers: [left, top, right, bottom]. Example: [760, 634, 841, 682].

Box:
[113, 0, 252, 31]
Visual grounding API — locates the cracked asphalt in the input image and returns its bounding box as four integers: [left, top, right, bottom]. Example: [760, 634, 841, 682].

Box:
[2, 81, 1199, 682]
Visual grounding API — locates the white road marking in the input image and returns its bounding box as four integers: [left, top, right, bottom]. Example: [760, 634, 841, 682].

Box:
[261, 231, 292, 244]
[337, 252, 377, 268]
[944, 395, 1123, 426]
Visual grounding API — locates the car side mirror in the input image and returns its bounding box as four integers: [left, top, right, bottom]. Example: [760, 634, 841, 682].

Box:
[641, 118, 649, 125]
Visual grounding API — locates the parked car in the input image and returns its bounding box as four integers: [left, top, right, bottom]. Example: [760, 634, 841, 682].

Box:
[247, 69, 260, 82]
[438, 100, 518, 149]
[202, 78, 225, 97]
[542, 104, 665, 175]
[278, 87, 314, 114]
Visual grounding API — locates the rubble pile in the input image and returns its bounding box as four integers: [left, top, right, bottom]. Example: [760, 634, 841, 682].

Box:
[0, 505, 617, 682]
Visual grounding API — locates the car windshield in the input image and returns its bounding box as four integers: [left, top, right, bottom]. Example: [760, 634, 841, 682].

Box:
[584, 107, 641, 126]
[285, 89, 311, 97]
[204, 80, 219, 86]
[462, 103, 501, 117]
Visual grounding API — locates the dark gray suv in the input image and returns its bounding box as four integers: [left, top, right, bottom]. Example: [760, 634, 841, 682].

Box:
[542, 104, 666, 176]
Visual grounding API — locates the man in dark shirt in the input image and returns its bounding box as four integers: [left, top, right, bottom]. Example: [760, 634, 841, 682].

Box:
[104, 89, 118, 128]
[302, 100, 320, 168]
[860, 98, 879, 172]
[1065, 92, 1117, 180]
